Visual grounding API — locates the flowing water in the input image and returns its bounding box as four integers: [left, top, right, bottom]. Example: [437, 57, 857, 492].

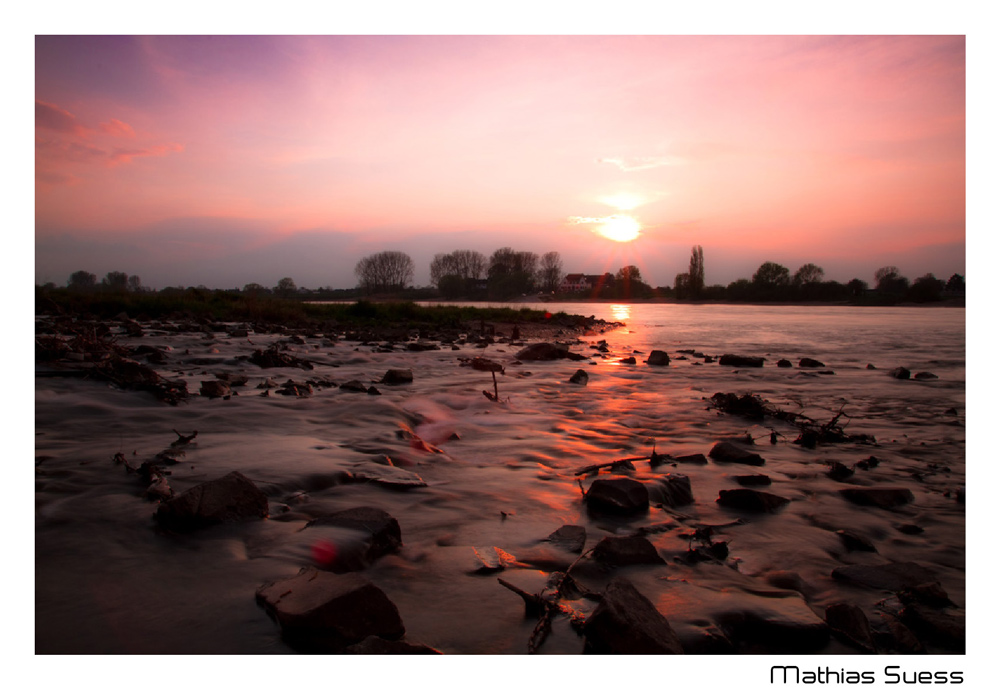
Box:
[35, 303, 965, 654]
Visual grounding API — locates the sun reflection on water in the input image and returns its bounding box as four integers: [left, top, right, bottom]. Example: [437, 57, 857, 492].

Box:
[610, 303, 631, 321]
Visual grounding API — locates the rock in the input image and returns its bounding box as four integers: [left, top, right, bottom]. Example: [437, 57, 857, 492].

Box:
[406, 341, 440, 351]
[308, 507, 402, 560]
[593, 535, 666, 566]
[799, 358, 826, 368]
[827, 461, 855, 481]
[568, 369, 589, 385]
[831, 562, 939, 591]
[250, 345, 314, 370]
[546, 524, 587, 553]
[900, 604, 965, 651]
[866, 363, 877, 370]
[839, 487, 914, 509]
[890, 366, 911, 380]
[256, 568, 404, 651]
[825, 603, 877, 652]
[367, 386, 381, 396]
[734, 474, 771, 487]
[515, 342, 587, 361]
[836, 529, 878, 552]
[897, 523, 924, 535]
[618, 356, 636, 365]
[585, 478, 649, 515]
[340, 380, 369, 393]
[914, 371, 938, 381]
[717, 489, 790, 513]
[718, 354, 765, 367]
[380, 369, 413, 385]
[674, 453, 708, 465]
[350, 463, 427, 489]
[855, 456, 880, 471]
[343, 635, 441, 654]
[646, 474, 694, 507]
[776, 359, 793, 368]
[156, 471, 269, 531]
[471, 546, 517, 573]
[709, 441, 764, 466]
[646, 350, 670, 366]
[584, 578, 684, 654]
[215, 372, 249, 386]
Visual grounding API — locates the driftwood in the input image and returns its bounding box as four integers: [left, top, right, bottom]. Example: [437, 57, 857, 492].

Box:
[710, 392, 874, 447]
[573, 457, 642, 476]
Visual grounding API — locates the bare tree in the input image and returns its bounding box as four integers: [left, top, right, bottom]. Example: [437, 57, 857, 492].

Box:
[127, 274, 144, 293]
[430, 249, 487, 287]
[487, 247, 538, 298]
[355, 251, 415, 295]
[102, 271, 129, 292]
[874, 265, 908, 293]
[275, 277, 297, 297]
[793, 263, 825, 285]
[67, 270, 97, 291]
[538, 251, 563, 293]
[687, 245, 705, 297]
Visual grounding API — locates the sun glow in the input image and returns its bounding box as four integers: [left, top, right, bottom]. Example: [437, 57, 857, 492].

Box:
[596, 215, 642, 242]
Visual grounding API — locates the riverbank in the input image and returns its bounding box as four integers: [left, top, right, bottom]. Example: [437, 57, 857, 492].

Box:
[35, 304, 965, 655]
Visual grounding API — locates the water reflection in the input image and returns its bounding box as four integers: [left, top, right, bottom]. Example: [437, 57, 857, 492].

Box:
[610, 303, 631, 321]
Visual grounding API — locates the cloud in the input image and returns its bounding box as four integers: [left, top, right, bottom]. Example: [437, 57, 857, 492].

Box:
[108, 143, 184, 166]
[100, 118, 136, 138]
[35, 100, 89, 137]
[597, 156, 686, 172]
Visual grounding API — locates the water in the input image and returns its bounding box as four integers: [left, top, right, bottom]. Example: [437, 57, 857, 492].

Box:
[35, 303, 965, 654]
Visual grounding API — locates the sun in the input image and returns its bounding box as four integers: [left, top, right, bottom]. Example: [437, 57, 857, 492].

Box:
[596, 215, 642, 242]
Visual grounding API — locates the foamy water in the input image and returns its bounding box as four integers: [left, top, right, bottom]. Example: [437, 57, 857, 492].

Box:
[35, 303, 965, 653]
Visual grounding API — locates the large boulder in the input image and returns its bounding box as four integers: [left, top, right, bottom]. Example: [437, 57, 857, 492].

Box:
[646, 350, 670, 366]
[584, 578, 684, 654]
[839, 487, 914, 509]
[585, 478, 649, 515]
[717, 489, 790, 513]
[709, 441, 764, 466]
[380, 369, 413, 385]
[156, 471, 268, 531]
[515, 342, 587, 361]
[256, 568, 405, 651]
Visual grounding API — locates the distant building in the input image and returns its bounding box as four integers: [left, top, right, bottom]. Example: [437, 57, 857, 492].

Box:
[559, 272, 615, 293]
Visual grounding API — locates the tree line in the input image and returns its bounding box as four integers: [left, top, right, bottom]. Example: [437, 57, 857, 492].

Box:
[47, 246, 964, 305]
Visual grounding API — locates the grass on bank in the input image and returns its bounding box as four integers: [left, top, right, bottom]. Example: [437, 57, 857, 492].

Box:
[36, 287, 567, 329]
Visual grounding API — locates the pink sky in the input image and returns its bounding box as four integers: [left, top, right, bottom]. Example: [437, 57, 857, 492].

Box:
[34, 35, 965, 289]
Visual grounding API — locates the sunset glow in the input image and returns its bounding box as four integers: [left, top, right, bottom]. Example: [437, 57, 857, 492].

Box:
[33, 35, 965, 289]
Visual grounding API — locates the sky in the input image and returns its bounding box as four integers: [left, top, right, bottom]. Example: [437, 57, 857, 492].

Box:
[34, 34, 966, 290]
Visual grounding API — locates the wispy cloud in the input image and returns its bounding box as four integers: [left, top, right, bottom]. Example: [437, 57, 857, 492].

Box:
[597, 156, 686, 172]
[100, 118, 136, 138]
[109, 143, 184, 166]
[35, 100, 90, 137]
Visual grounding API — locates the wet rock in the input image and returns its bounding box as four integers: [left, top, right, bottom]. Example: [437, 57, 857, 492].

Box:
[568, 369, 589, 385]
[717, 488, 790, 513]
[350, 463, 426, 489]
[776, 359, 793, 368]
[897, 523, 924, 535]
[584, 578, 684, 654]
[646, 474, 694, 507]
[890, 366, 911, 380]
[855, 456, 880, 471]
[831, 562, 939, 591]
[674, 453, 708, 465]
[827, 461, 855, 481]
[646, 350, 670, 366]
[340, 380, 369, 393]
[734, 474, 771, 487]
[836, 529, 878, 552]
[593, 535, 665, 566]
[900, 604, 965, 651]
[618, 356, 636, 365]
[343, 635, 441, 654]
[256, 568, 404, 651]
[825, 603, 877, 652]
[900, 582, 955, 608]
[308, 507, 402, 560]
[709, 441, 764, 466]
[276, 380, 312, 397]
[866, 363, 877, 370]
[215, 372, 249, 386]
[406, 341, 440, 352]
[367, 386, 381, 396]
[515, 342, 587, 361]
[718, 354, 765, 367]
[585, 478, 649, 515]
[250, 345, 314, 370]
[839, 487, 914, 509]
[914, 371, 939, 381]
[546, 524, 587, 553]
[380, 369, 413, 385]
[471, 546, 517, 573]
[799, 357, 825, 368]
[156, 471, 268, 531]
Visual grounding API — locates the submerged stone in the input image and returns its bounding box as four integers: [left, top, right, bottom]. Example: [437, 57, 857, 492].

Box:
[156, 471, 268, 531]
[546, 524, 587, 553]
[646, 350, 670, 366]
[584, 578, 684, 654]
[709, 441, 764, 466]
[646, 474, 694, 507]
[718, 354, 765, 367]
[717, 488, 790, 513]
[585, 478, 649, 515]
[593, 535, 666, 566]
[839, 487, 914, 509]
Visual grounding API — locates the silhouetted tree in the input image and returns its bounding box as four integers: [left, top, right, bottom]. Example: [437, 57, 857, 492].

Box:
[726, 278, 753, 300]
[275, 277, 297, 297]
[615, 265, 650, 298]
[793, 263, 824, 285]
[687, 245, 705, 297]
[487, 247, 538, 299]
[674, 272, 690, 298]
[847, 278, 868, 301]
[243, 282, 269, 296]
[874, 266, 908, 294]
[430, 249, 488, 297]
[945, 273, 965, 293]
[355, 251, 415, 295]
[538, 251, 564, 294]
[67, 270, 97, 291]
[751, 262, 791, 297]
[908, 273, 945, 302]
[127, 275, 144, 293]
[102, 271, 129, 292]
